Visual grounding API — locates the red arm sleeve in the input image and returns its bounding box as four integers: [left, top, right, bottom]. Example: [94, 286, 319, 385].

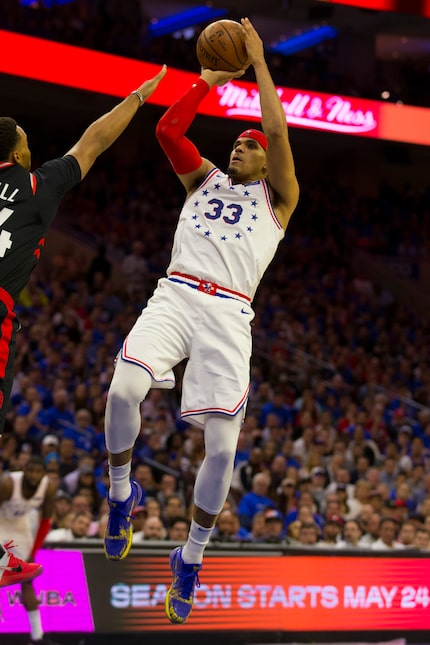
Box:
[155, 78, 210, 175]
[30, 518, 52, 560]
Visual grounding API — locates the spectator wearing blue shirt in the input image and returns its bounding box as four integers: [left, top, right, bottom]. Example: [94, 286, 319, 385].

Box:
[259, 389, 294, 429]
[237, 472, 276, 531]
[39, 388, 75, 434]
[62, 408, 96, 455]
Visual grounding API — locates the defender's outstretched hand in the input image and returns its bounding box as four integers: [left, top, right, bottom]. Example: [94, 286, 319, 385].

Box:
[135, 65, 167, 102]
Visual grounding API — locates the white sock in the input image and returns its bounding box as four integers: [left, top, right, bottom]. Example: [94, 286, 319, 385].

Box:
[28, 609, 43, 641]
[108, 463, 132, 502]
[181, 520, 214, 564]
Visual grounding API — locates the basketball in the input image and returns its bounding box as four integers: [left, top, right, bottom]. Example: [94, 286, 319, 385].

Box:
[196, 19, 249, 72]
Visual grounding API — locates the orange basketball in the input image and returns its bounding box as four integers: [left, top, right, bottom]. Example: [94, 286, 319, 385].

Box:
[196, 19, 249, 72]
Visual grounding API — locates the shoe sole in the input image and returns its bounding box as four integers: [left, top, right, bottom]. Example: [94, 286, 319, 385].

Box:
[0, 564, 43, 588]
[165, 584, 187, 624]
[103, 534, 133, 561]
[103, 482, 141, 561]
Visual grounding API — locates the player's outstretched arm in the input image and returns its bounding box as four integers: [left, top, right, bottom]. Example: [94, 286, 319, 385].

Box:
[242, 18, 299, 229]
[66, 65, 167, 180]
[156, 67, 244, 194]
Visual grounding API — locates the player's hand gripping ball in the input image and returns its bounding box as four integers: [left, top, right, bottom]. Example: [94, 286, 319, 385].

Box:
[196, 19, 249, 72]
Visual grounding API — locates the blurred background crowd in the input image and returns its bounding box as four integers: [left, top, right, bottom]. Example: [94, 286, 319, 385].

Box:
[1, 0, 430, 553]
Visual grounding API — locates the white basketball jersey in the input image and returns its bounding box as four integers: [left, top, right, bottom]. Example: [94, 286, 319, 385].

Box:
[0, 471, 49, 519]
[167, 168, 285, 301]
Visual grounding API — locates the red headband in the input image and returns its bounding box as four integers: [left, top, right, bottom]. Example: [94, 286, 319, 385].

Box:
[237, 128, 268, 151]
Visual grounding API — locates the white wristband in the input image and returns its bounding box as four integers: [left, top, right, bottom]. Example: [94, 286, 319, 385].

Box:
[131, 89, 143, 107]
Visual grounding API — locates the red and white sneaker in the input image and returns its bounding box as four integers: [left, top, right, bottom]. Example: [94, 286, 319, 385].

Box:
[0, 541, 43, 588]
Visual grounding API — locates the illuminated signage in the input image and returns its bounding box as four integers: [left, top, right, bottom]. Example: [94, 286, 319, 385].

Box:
[215, 84, 379, 135]
[1, 29, 430, 146]
[319, 0, 430, 17]
[0, 550, 94, 633]
[100, 554, 430, 632]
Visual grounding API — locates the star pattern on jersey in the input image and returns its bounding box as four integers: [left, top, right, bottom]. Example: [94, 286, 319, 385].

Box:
[188, 178, 263, 242]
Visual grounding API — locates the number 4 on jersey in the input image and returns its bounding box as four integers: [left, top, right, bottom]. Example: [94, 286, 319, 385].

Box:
[0, 207, 14, 257]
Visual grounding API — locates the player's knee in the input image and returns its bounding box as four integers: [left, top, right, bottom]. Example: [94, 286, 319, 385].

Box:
[206, 444, 235, 474]
[108, 362, 151, 407]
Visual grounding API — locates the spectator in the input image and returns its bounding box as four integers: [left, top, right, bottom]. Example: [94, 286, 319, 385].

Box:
[268, 455, 289, 500]
[133, 463, 157, 500]
[309, 466, 329, 507]
[413, 528, 430, 550]
[371, 517, 404, 550]
[58, 437, 79, 478]
[263, 508, 285, 544]
[335, 519, 365, 549]
[295, 521, 320, 547]
[0, 433, 18, 471]
[45, 511, 92, 542]
[51, 490, 72, 530]
[40, 388, 74, 434]
[131, 506, 147, 535]
[244, 510, 267, 543]
[325, 466, 355, 499]
[156, 473, 184, 509]
[231, 446, 264, 502]
[275, 477, 298, 516]
[211, 509, 241, 543]
[132, 516, 166, 542]
[258, 389, 293, 429]
[317, 515, 344, 548]
[40, 434, 60, 469]
[62, 407, 96, 456]
[62, 455, 96, 496]
[359, 512, 381, 547]
[10, 415, 38, 455]
[237, 473, 276, 531]
[368, 489, 385, 515]
[292, 426, 315, 465]
[162, 494, 187, 529]
[285, 520, 302, 545]
[397, 520, 417, 548]
[379, 457, 398, 489]
[167, 517, 190, 543]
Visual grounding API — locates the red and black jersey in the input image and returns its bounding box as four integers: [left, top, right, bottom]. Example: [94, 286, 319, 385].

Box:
[0, 155, 81, 302]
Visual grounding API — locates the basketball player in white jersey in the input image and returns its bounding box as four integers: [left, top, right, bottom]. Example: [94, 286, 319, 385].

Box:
[0, 455, 57, 644]
[103, 17, 299, 624]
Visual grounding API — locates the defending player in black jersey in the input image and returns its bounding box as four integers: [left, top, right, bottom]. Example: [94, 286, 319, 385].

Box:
[0, 65, 166, 628]
[0, 64, 166, 435]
